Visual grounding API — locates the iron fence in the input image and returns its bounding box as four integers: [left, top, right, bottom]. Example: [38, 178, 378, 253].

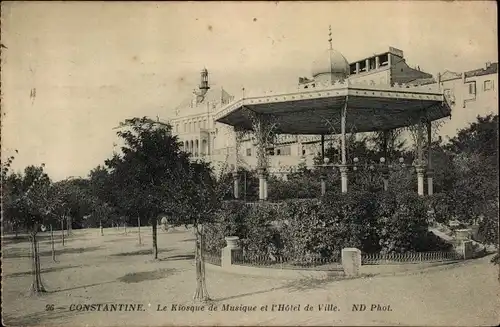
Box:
[232, 252, 342, 271]
[203, 251, 222, 266]
[361, 251, 463, 265]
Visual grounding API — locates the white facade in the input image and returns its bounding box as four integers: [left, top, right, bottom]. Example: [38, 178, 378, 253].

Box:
[436, 63, 498, 139]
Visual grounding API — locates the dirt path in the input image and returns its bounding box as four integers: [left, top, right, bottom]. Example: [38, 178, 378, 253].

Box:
[2, 228, 498, 326]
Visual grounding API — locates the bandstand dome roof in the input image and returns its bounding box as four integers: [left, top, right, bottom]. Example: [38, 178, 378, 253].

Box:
[311, 48, 350, 78]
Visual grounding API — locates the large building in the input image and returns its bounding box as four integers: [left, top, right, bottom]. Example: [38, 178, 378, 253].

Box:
[432, 62, 498, 139]
[169, 47, 497, 171]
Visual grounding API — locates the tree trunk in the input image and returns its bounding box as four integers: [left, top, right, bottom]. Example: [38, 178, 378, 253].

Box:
[193, 224, 210, 302]
[50, 225, 56, 262]
[124, 222, 127, 235]
[67, 215, 71, 236]
[152, 220, 158, 260]
[30, 232, 47, 295]
[138, 216, 142, 245]
[61, 219, 65, 246]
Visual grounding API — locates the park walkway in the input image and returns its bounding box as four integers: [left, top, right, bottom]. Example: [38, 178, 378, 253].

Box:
[2, 228, 499, 326]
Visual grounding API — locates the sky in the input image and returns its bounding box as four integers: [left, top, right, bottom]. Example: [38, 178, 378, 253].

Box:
[1, 1, 497, 181]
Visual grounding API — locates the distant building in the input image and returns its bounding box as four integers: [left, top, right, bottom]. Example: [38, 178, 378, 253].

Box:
[434, 62, 497, 138]
[168, 47, 497, 171]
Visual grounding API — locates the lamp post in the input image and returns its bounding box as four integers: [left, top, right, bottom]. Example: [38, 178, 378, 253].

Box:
[299, 155, 416, 195]
[379, 157, 389, 191]
[351, 156, 411, 192]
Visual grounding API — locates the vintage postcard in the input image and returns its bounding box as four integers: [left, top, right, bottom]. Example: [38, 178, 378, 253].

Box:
[1, 1, 499, 326]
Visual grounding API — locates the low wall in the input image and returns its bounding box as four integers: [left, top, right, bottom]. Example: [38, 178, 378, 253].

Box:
[360, 261, 462, 276]
[206, 263, 344, 280]
[206, 236, 473, 280]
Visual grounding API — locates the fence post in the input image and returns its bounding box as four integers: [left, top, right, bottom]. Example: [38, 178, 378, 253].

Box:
[462, 240, 473, 260]
[342, 248, 361, 277]
[222, 236, 241, 269]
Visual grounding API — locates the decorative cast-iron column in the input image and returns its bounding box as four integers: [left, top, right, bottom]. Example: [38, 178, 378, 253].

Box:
[340, 100, 348, 193]
[232, 127, 246, 199]
[426, 121, 434, 196]
[232, 171, 239, 199]
[320, 174, 327, 196]
[246, 110, 277, 201]
[416, 122, 425, 196]
[382, 130, 390, 191]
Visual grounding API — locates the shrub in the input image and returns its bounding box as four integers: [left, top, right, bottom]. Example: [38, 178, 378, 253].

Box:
[204, 200, 249, 254]
[204, 201, 283, 258]
[206, 190, 439, 260]
[477, 202, 499, 245]
[376, 191, 429, 253]
[414, 231, 453, 252]
[280, 192, 381, 259]
[491, 253, 499, 265]
[279, 199, 330, 258]
[267, 175, 321, 201]
[426, 192, 453, 224]
[240, 203, 283, 257]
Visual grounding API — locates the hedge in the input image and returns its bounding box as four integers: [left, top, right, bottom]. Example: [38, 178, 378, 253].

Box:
[205, 190, 442, 259]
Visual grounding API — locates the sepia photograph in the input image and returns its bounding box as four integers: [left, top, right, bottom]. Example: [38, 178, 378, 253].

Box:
[1, 1, 499, 326]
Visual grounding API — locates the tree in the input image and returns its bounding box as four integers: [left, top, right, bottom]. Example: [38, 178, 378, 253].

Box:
[443, 115, 498, 244]
[1, 150, 22, 236]
[446, 114, 498, 161]
[48, 178, 90, 247]
[88, 165, 121, 229]
[3, 172, 24, 236]
[106, 117, 188, 260]
[7, 165, 55, 294]
[170, 159, 232, 302]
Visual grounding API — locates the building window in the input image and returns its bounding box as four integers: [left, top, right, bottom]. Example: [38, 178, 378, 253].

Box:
[175, 124, 179, 133]
[246, 148, 251, 156]
[379, 54, 389, 66]
[484, 80, 493, 91]
[276, 145, 291, 156]
[360, 61, 367, 72]
[469, 82, 476, 95]
[184, 123, 187, 132]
